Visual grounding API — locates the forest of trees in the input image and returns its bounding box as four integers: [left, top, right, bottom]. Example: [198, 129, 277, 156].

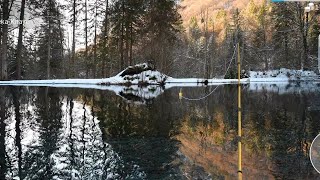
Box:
[0, 0, 319, 80]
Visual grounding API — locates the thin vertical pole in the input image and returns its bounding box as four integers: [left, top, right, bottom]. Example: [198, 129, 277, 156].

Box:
[237, 42, 242, 180]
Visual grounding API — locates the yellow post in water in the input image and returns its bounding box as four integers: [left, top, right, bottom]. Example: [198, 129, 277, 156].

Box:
[237, 42, 242, 180]
[179, 88, 183, 100]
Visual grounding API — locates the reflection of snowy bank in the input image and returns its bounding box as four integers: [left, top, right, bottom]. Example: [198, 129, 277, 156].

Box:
[248, 82, 320, 94]
[4, 84, 165, 104]
[110, 85, 164, 105]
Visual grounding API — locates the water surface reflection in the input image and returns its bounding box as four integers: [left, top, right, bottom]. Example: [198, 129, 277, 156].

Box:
[0, 85, 319, 179]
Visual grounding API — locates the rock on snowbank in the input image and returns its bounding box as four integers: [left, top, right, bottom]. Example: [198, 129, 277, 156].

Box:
[100, 63, 168, 85]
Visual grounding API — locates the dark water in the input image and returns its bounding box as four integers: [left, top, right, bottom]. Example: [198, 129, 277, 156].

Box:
[0, 84, 320, 179]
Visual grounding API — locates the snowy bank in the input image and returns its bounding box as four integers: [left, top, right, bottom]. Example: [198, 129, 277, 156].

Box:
[0, 64, 319, 87]
[0, 63, 168, 86]
[249, 68, 319, 82]
[165, 68, 319, 84]
[166, 77, 249, 84]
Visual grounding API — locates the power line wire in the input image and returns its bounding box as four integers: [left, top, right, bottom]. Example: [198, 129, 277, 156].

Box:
[179, 44, 238, 101]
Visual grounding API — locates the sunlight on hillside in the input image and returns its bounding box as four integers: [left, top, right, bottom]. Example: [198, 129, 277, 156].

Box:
[179, 0, 263, 28]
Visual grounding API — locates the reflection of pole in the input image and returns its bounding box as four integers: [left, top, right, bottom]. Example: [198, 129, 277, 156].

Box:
[237, 42, 242, 180]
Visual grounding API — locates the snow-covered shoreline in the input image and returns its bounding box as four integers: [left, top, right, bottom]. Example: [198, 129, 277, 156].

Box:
[1, 63, 319, 104]
[0, 74, 317, 86]
[0, 64, 319, 86]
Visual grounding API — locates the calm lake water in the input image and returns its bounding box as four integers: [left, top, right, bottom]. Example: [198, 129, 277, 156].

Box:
[0, 84, 320, 179]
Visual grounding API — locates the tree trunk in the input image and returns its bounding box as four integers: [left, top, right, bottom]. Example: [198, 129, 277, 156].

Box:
[262, 9, 268, 71]
[0, 0, 9, 80]
[299, 3, 307, 70]
[71, 0, 76, 77]
[102, 0, 109, 78]
[16, 0, 26, 80]
[47, 0, 52, 79]
[303, 12, 308, 70]
[93, 0, 97, 78]
[125, 22, 129, 66]
[130, 21, 133, 66]
[85, 0, 88, 78]
[57, 15, 65, 78]
[204, 8, 209, 79]
[120, 0, 125, 70]
[0, 12, 2, 47]
[284, 35, 288, 63]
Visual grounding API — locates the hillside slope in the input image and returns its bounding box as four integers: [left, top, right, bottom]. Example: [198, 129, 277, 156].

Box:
[179, 0, 264, 30]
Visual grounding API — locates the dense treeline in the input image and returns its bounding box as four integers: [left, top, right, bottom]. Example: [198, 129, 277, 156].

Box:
[179, 0, 320, 78]
[0, 0, 319, 80]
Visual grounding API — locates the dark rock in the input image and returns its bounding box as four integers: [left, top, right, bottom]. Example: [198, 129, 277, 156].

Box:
[119, 63, 155, 77]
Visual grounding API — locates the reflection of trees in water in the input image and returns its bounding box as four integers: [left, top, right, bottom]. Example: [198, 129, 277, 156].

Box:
[0, 86, 35, 179]
[11, 87, 23, 179]
[267, 97, 315, 179]
[95, 90, 182, 179]
[0, 86, 320, 179]
[243, 90, 319, 178]
[107, 137, 180, 179]
[52, 89, 126, 179]
[0, 87, 140, 179]
[0, 86, 39, 179]
[176, 86, 243, 179]
[0, 87, 8, 179]
[242, 89, 320, 179]
[23, 87, 62, 179]
[175, 86, 320, 179]
[95, 89, 183, 138]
